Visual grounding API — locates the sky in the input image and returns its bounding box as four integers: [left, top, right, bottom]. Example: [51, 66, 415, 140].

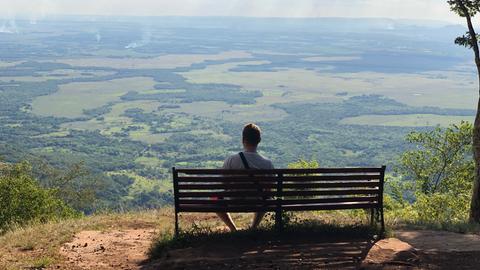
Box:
[0, 0, 464, 24]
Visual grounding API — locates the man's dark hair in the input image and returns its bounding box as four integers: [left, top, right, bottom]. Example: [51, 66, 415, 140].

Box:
[242, 123, 261, 146]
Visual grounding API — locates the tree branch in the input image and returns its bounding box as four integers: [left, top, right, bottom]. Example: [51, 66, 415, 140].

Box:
[458, 0, 480, 62]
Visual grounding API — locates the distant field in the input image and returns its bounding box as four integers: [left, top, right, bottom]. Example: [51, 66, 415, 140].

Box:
[135, 156, 164, 167]
[107, 170, 171, 199]
[129, 125, 170, 144]
[167, 101, 288, 122]
[61, 100, 169, 144]
[0, 69, 115, 82]
[32, 77, 157, 118]
[340, 114, 474, 127]
[182, 61, 476, 109]
[0, 61, 23, 68]
[55, 50, 252, 69]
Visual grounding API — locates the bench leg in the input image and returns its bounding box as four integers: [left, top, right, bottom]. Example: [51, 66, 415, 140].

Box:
[175, 211, 179, 237]
[370, 208, 375, 227]
[380, 208, 385, 234]
[275, 210, 283, 233]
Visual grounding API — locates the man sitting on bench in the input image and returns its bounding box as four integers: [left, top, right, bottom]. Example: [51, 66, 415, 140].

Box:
[216, 123, 274, 232]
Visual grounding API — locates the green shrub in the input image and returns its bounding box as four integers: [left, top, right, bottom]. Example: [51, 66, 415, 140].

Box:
[0, 162, 79, 233]
[391, 121, 474, 227]
[413, 192, 470, 224]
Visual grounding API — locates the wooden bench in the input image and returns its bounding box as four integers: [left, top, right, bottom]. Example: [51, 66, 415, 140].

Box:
[172, 166, 386, 236]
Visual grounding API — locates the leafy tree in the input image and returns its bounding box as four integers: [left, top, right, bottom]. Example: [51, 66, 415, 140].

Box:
[448, 0, 480, 222]
[32, 160, 98, 212]
[400, 121, 473, 194]
[0, 161, 79, 233]
[398, 122, 474, 223]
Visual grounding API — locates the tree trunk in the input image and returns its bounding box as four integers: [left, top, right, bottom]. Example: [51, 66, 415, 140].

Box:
[470, 59, 480, 222]
[471, 98, 480, 222]
[456, 1, 480, 223]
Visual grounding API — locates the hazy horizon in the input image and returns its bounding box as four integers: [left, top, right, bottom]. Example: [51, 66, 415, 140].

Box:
[0, 0, 466, 24]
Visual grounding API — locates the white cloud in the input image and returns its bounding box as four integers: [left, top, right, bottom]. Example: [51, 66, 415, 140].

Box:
[0, 0, 464, 23]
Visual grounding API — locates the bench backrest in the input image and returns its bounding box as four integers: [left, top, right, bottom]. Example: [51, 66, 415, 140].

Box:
[173, 167, 385, 213]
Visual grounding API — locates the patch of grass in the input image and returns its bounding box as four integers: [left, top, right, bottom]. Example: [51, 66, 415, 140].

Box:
[16, 241, 35, 251]
[31, 256, 54, 269]
[392, 220, 480, 234]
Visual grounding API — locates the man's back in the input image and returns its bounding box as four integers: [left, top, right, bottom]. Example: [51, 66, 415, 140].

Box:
[223, 151, 274, 170]
[216, 123, 272, 231]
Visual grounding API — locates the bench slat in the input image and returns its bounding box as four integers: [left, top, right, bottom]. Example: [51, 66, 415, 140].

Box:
[281, 190, 379, 197]
[175, 168, 384, 175]
[281, 196, 379, 205]
[176, 175, 381, 183]
[178, 202, 378, 212]
[177, 189, 379, 198]
[178, 191, 274, 198]
[178, 206, 277, 212]
[177, 183, 276, 189]
[179, 199, 277, 205]
[177, 182, 380, 190]
[282, 202, 378, 211]
[178, 196, 379, 206]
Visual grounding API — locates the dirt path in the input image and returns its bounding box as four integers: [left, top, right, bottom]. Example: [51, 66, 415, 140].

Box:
[58, 229, 480, 269]
[396, 229, 480, 252]
[60, 229, 156, 270]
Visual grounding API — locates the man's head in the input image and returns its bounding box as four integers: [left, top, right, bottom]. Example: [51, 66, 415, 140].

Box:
[242, 123, 261, 148]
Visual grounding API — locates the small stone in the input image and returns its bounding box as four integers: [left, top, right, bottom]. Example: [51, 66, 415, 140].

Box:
[94, 244, 106, 252]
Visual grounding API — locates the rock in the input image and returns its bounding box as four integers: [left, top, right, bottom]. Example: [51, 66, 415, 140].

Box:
[362, 238, 419, 268]
[94, 244, 106, 252]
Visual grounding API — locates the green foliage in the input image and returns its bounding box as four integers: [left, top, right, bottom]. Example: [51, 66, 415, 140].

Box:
[414, 192, 470, 223]
[399, 121, 473, 194]
[0, 161, 80, 233]
[32, 160, 99, 212]
[282, 159, 321, 225]
[287, 159, 319, 169]
[393, 122, 474, 225]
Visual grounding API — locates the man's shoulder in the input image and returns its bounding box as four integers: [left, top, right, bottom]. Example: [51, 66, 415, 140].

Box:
[224, 153, 241, 162]
[249, 152, 274, 169]
[255, 152, 272, 162]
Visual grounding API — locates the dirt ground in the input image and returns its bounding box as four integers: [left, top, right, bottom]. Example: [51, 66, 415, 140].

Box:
[56, 229, 480, 270]
[60, 229, 156, 270]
